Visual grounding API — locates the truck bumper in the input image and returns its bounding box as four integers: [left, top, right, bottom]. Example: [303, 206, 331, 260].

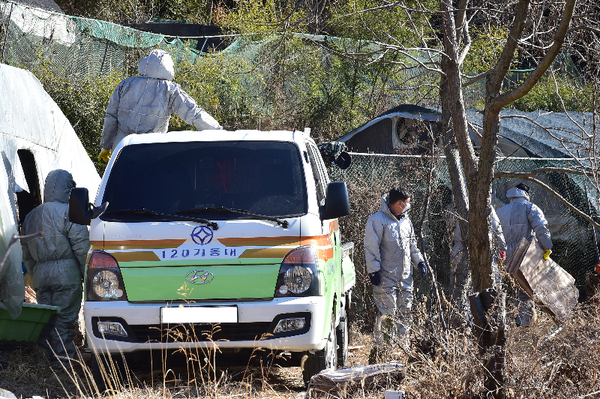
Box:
[84, 296, 328, 354]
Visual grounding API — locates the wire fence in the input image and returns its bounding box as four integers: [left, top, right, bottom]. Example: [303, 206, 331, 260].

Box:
[330, 153, 598, 320]
[0, 1, 427, 97]
[0, 0, 580, 139]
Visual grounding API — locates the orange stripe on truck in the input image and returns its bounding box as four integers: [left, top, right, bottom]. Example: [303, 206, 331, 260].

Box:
[91, 235, 334, 261]
[90, 239, 187, 251]
[217, 236, 300, 247]
[302, 235, 334, 260]
[111, 251, 161, 262]
[238, 248, 292, 259]
[220, 235, 334, 260]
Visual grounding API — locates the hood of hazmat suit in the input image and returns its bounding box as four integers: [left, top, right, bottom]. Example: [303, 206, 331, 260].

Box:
[496, 187, 552, 259]
[100, 49, 221, 151]
[364, 194, 425, 283]
[43, 168, 74, 203]
[138, 48, 175, 80]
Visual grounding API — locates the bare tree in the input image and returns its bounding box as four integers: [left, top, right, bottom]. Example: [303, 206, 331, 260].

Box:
[438, 1, 578, 396]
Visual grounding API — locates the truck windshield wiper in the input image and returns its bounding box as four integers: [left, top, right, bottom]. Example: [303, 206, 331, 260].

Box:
[178, 207, 289, 228]
[103, 208, 219, 230]
[104, 208, 161, 216]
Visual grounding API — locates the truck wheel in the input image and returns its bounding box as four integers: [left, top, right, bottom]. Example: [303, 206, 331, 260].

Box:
[302, 312, 338, 385]
[336, 316, 349, 368]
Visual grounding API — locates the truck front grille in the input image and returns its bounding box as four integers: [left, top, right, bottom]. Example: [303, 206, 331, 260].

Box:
[128, 322, 273, 343]
[91, 313, 311, 343]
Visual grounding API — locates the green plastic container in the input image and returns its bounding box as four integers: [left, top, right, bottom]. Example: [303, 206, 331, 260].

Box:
[0, 303, 60, 343]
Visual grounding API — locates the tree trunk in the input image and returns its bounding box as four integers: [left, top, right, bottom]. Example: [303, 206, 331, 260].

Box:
[439, 1, 506, 395]
[469, 289, 507, 397]
[440, 57, 471, 321]
[437, 0, 576, 395]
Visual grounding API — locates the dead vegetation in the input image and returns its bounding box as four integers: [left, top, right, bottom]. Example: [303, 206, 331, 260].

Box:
[2, 288, 600, 398]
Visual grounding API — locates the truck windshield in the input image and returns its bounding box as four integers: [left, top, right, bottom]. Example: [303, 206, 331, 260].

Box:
[101, 141, 307, 221]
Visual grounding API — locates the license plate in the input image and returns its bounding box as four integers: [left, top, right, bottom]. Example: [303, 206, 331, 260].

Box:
[161, 306, 238, 324]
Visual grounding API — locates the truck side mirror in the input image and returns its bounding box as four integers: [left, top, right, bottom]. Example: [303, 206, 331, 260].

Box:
[321, 181, 350, 220]
[68, 187, 108, 225]
[334, 151, 351, 170]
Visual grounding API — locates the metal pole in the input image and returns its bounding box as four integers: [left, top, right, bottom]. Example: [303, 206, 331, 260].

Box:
[100, 38, 109, 75]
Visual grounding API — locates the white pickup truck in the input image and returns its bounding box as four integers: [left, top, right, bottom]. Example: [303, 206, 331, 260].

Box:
[69, 129, 356, 384]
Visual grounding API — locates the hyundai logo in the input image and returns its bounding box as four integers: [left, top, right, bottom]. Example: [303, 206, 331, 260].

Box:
[186, 270, 214, 285]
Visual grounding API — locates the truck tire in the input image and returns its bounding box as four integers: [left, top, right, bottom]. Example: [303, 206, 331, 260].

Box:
[302, 312, 338, 385]
[336, 317, 349, 368]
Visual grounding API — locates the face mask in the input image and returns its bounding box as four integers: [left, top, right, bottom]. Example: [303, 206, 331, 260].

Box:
[390, 200, 410, 217]
[402, 202, 411, 214]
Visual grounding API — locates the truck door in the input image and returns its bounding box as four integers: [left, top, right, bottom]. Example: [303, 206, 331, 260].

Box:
[305, 142, 329, 215]
[305, 141, 341, 298]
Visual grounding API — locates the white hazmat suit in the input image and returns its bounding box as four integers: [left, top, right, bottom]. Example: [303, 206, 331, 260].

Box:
[496, 186, 552, 326]
[364, 194, 425, 350]
[100, 49, 221, 152]
[21, 169, 89, 362]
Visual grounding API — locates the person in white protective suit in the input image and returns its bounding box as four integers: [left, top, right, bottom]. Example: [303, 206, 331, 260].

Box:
[446, 201, 507, 323]
[364, 187, 427, 363]
[21, 169, 90, 366]
[98, 49, 222, 161]
[496, 182, 553, 326]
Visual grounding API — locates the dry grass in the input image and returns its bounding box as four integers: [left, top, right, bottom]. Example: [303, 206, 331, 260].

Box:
[3, 298, 600, 399]
[399, 293, 600, 399]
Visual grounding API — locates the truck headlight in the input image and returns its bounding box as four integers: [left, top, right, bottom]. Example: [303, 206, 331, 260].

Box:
[86, 251, 128, 301]
[273, 316, 306, 334]
[284, 266, 313, 293]
[275, 246, 320, 297]
[92, 270, 124, 299]
[96, 320, 128, 337]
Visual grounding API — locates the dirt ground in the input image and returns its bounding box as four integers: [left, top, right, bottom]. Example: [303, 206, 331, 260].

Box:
[0, 328, 381, 399]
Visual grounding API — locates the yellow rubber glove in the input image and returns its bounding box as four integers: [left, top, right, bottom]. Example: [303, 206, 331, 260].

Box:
[543, 249, 552, 260]
[98, 148, 112, 163]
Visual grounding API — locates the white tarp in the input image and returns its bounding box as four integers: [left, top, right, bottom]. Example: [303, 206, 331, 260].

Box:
[0, 2, 77, 46]
[0, 63, 100, 319]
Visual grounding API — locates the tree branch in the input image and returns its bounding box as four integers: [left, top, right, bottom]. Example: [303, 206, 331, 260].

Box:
[455, 0, 468, 47]
[0, 232, 43, 270]
[486, 0, 531, 103]
[462, 69, 490, 88]
[494, 0, 577, 109]
[567, 26, 600, 35]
